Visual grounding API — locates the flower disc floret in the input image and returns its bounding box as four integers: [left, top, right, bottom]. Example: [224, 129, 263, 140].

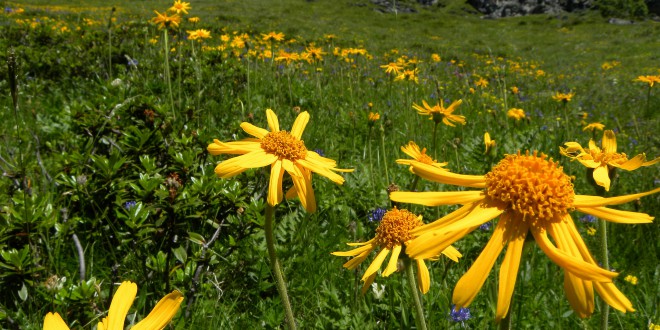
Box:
[260, 131, 307, 160]
[375, 208, 423, 249]
[485, 151, 574, 223]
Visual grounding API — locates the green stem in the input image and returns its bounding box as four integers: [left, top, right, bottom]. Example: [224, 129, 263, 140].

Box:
[499, 307, 513, 330]
[265, 204, 297, 330]
[380, 124, 390, 185]
[405, 259, 428, 330]
[599, 218, 610, 330]
[432, 122, 438, 161]
[163, 29, 175, 120]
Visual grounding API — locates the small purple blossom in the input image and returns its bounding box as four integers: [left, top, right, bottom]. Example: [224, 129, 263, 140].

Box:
[314, 149, 325, 157]
[127, 58, 139, 67]
[368, 208, 387, 222]
[449, 305, 471, 323]
[479, 221, 492, 231]
[123, 201, 137, 210]
[580, 214, 597, 223]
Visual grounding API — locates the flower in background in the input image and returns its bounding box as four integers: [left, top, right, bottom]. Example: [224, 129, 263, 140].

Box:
[412, 99, 465, 127]
[635, 75, 660, 87]
[275, 50, 300, 65]
[301, 45, 326, 63]
[208, 109, 352, 213]
[187, 16, 200, 23]
[510, 86, 520, 94]
[449, 305, 471, 323]
[397, 141, 448, 171]
[474, 77, 488, 88]
[169, 0, 191, 15]
[586, 227, 597, 236]
[368, 112, 380, 123]
[479, 221, 492, 231]
[380, 62, 404, 75]
[579, 214, 597, 223]
[187, 29, 211, 41]
[123, 201, 137, 210]
[262, 31, 285, 42]
[507, 108, 526, 121]
[44, 281, 183, 330]
[560, 130, 659, 191]
[582, 122, 605, 132]
[650, 322, 660, 330]
[152, 10, 181, 29]
[395, 68, 419, 83]
[484, 132, 496, 154]
[391, 151, 660, 320]
[431, 53, 441, 62]
[369, 207, 387, 222]
[552, 91, 575, 103]
[624, 275, 638, 285]
[332, 207, 461, 294]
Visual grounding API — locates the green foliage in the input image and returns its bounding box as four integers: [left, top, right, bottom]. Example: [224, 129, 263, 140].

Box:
[596, 0, 649, 18]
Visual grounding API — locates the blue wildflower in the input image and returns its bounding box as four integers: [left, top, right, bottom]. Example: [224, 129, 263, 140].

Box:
[368, 208, 387, 222]
[450, 305, 471, 323]
[479, 221, 492, 231]
[314, 149, 325, 157]
[123, 201, 137, 210]
[579, 214, 597, 223]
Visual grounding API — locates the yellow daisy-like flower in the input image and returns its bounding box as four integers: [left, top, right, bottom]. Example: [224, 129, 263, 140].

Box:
[43, 281, 183, 330]
[151, 10, 181, 29]
[368, 112, 380, 122]
[635, 75, 660, 87]
[412, 99, 465, 127]
[207, 109, 352, 213]
[394, 68, 419, 83]
[187, 16, 200, 23]
[582, 122, 605, 132]
[560, 130, 659, 191]
[332, 207, 461, 294]
[391, 151, 660, 321]
[507, 108, 526, 121]
[484, 132, 496, 154]
[552, 91, 575, 103]
[623, 275, 638, 285]
[262, 31, 285, 42]
[380, 62, 404, 75]
[169, 0, 191, 15]
[431, 53, 441, 62]
[397, 141, 448, 171]
[475, 77, 489, 88]
[187, 29, 211, 41]
[274, 50, 299, 65]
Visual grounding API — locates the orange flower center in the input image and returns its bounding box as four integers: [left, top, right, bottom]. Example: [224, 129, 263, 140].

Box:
[375, 208, 423, 249]
[485, 151, 574, 224]
[417, 148, 435, 165]
[589, 149, 628, 166]
[261, 131, 307, 160]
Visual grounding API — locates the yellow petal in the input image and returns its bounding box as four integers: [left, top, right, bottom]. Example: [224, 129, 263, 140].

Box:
[290, 111, 310, 139]
[214, 164, 249, 179]
[591, 165, 611, 191]
[642, 156, 660, 166]
[265, 109, 279, 132]
[44, 312, 70, 330]
[107, 281, 138, 330]
[240, 122, 269, 139]
[207, 139, 261, 155]
[416, 259, 431, 294]
[440, 245, 462, 262]
[593, 282, 634, 313]
[563, 273, 594, 318]
[361, 248, 390, 282]
[410, 162, 486, 188]
[332, 243, 374, 257]
[573, 187, 660, 207]
[342, 248, 373, 270]
[131, 290, 184, 330]
[453, 215, 508, 308]
[390, 191, 484, 206]
[382, 245, 402, 277]
[346, 238, 376, 247]
[613, 154, 645, 171]
[576, 206, 653, 224]
[296, 159, 345, 184]
[214, 150, 277, 177]
[361, 272, 378, 295]
[577, 158, 600, 168]
[602, 130, 617, 154]
[495, 219, 528, 322]
[98, 318, 108, 330]
[267, 160, 285, 206]
[412, 202, 479, 235]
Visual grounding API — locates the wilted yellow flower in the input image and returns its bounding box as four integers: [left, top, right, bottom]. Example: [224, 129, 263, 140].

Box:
[169, 0, 191, 14]
[412, 99, 465, 126]
[484, 132, 496, 154]
[553, 92, 575, 103]
[397, 141, 448, 171]
[560, 130, 659, 191]
[207, 109, 352, 213]
[582, 122, 605, 132]
[332, 207, 461, 294]
[635, 75, 660, 87]
[624, 275, 638, 285]
[152, 10, 181, 29]
[391, 150, 660, 321]
[43, 281, 183, 330]
[507, 108, 526, 121]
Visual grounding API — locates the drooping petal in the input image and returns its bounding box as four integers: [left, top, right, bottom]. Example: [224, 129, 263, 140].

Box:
[214, 164, 250, 179]
[342, 248, 373, 270]
[267, 160, 285, 206]
[207, 139, 261, 155]
[296, 158, 345, 184]
[390, 191, 484, 206]
[416, 259, 431, 294]
[382, 245, 402, 277]
[240, 122, 269, 139]
[290, 111, 310, 139]
[107, 281, 138, 330]
[495, 218, 528, 322]
[591, 165, 611, 191]
[642, 156, 660, 166]
[43, 312, 70, 330]
[612, 154, 645, 171]
[265, 109, 280, 132]
[282, 159, 316, 212]
[576, 206, 653, 224]
[440, 245, 462, 262]
[573, 187, 660, 207]
[410, 162, 486, 188]
[361, 248, 390, 282]
[453, 214, 508, 308]
[131, 290, 184, 330]
[593, 282, 634, 313]
[361, 272, 378, 295]
[601, 130, 617, 154]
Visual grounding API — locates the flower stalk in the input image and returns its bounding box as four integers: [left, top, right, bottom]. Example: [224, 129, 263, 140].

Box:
[406, 258, 428, 330]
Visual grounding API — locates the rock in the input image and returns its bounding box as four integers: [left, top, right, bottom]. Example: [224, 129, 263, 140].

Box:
[607, 17, 635, 24]
[468, 0, 593, 17]
[371, 0, 417, 13]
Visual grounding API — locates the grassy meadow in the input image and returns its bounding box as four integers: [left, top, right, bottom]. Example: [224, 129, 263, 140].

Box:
[1, 0, 659, 329]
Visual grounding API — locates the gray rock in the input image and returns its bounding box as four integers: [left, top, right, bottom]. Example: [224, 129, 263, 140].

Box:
[469, 0, 593, 17]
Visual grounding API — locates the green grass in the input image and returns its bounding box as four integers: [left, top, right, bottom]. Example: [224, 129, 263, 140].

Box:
[1, 0, 659, 329]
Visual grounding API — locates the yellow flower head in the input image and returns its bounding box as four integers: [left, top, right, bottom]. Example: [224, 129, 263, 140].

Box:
[332, 207, 461, 294]
[397, 141, 448, 171]
[380, 62, 404, 75]
[560, 130, 659, 191]
[475, 77, 489, 88]
[394, 68, 419, 83]
[635, 75, 660, 87]
[507, 108, 526, 121]
[624, 275, 638, 285]
[510, 86, 519, 94]
[44, 281, 183, 330]
[169, 0, 191, 15]
[152, 10, 181, 29]
[484, 132, 496, 154]
[582, 122, 605, 132]
[412, 99, 465, 126]
[431, 53, 441, 62]
[391, 150, 660, 321]
[275, 50, 300, 65]
[553, 91, 575, 103]
[368, 112, 380, 122]
[187, 29, 211, 41]
[188, 16, 200, 23]
[207, 109, 353, 213]
[301, 45, 326, 63]
[262, 31, 285, 42]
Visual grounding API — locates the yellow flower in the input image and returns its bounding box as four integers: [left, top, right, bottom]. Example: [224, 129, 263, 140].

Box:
[412, 99, 465, 127]
[394, 68, 419, 83]
[187, 16, 200, 23]
[651, 322, 660, 330]
[207, 109, 352, 213]
[169, 0, 191, 15]
[475, 77, 489, 88]
[43, 281, 183, 330]
[187, 29, 211, 41]
[624, 275, 638, 285]
[510, 86, 519, 94]
[332, 207, 461, 294]
[368, 112, 380, 122]
[586, 227, 597, 236]
[380, 62, 404, 75]
[431, 53, 441, 62]
[553, 92, 575, 103]
[397, 141, 448, 171]
[151, 10, 181, 29]
[506, 108, 526, 121]
[275, 50, 299, 64]
[635, 75, 660, 87]
[560, 130, 659, 191]
[484, 132, 496, 154]
[391, 151, 660, 321]
[262, 31, 285, 42]
[301, 45, 326, 63]
[582, 122, 605, 132]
